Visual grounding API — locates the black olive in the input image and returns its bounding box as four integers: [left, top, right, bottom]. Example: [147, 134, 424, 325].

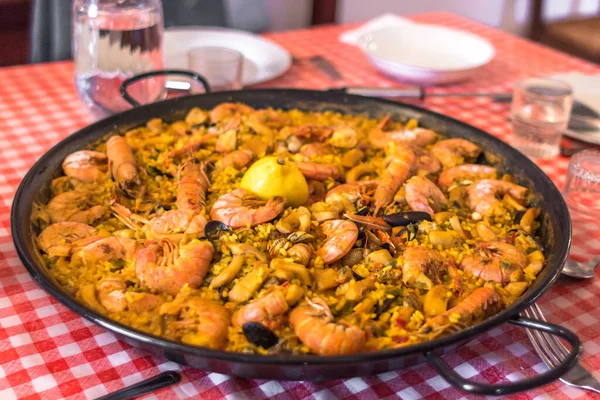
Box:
[204, 220, 231, 241]
[374, 297, 395, 318]
[514, 210, 526, 224]
[242, 322, 279, 349]
[356, 206, 369, 216]
[383, 211, 431, 227]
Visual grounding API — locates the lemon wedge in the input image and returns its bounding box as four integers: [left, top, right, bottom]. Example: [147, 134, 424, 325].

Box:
[240, 157, 309, 207]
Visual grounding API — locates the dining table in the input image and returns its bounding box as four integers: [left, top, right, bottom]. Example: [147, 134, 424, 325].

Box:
[1, 11, 600, 400]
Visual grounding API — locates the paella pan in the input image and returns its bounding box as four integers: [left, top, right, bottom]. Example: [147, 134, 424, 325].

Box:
[11, 73, 580, 394]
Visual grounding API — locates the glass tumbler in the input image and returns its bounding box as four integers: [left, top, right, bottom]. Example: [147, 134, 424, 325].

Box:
[510, 78, 573, 159]
[563, 149, 600, 222]
[188, 47, 244, 91]
[73, 0, 165, 117]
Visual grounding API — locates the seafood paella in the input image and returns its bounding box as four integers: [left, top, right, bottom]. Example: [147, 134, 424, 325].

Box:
[32, 104, 546, 356]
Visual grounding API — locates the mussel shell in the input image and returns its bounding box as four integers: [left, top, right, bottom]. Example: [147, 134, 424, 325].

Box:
[342, 248, 365, 267]
[242, 322, 279, 349]
[396, 223, 419, 241]
[383, 211, 431, 227]
[268, 238, 291, 257]
[374, 297, 395, 318]
[506, 228, 544, 252]
[287, 231, 315, 244]
[356, 206, 369, 216]
[354, 230, 366, 248]
[204, 220, 231, 241]
[514, 210, 526, 224]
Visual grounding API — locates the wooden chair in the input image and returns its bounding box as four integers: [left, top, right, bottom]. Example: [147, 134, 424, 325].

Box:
[529, 0, 600, 63]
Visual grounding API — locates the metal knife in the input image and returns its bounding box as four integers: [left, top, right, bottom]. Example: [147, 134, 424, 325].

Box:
[559, 363, 600, 393]
[309, 56, 344, 81]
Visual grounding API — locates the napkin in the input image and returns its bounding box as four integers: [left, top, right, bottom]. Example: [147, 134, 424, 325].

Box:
[339, 13, 414, 45]
[548, 72, 600, 114]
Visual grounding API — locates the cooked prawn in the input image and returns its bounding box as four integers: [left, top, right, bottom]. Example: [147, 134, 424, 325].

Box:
[299, 142, 333, 159]
[135, 239, 214, 296]
[290, 297, 366, 355]
[37, 222, 96, 257]
[328, 126, 358, 149]
[232, 290, 289, 327]
[461, 241, 527, 283]
[106, 136, 143, 198]
[62, 150, 108, 183]
[210, 103, 254, 123]
[374, 147, 415, 213]
[315, 219, 358, 264]
[215, 149, 253, 171]
[467, 179, 528, 216]
[325, 180, 378, 212]
[438, 164, 497, 190]
[419, 287, 503, 337]
[413, 147, 442, 175]
[431, 138, 482, 168]
[74, 236, 138, 265]
[247, 109, 289, 136]
[369, 116, 437, 148]
[296, 162, 341, 181]
[402, 246, 446, 289]
[166, 297, 231, 349]
[404, 176, 448, 217]
[175, 159, 210, 212]
[210, 188, 285, 228]
[47, 191, 105, 224]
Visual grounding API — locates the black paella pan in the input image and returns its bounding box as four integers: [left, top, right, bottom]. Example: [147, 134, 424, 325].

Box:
[10, 70, 581, 395]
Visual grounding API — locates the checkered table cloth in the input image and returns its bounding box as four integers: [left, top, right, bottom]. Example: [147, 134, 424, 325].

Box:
[0, 11, 599, 400]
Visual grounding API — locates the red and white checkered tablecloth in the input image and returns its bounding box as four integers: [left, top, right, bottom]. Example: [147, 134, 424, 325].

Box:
[1, 11, 599, 400]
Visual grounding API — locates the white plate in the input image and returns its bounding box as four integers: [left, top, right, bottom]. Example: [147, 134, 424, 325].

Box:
[358, 25, 495, 85]
[164, 27, 292, 86]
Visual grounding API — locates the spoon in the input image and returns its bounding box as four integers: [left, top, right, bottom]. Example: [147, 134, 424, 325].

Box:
[562, 256, 600, 279]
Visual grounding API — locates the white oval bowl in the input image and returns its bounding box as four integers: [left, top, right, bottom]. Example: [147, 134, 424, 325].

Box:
[358, 24, 495, 85]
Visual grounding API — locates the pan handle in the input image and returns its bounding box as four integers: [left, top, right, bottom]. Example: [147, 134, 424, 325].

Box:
[120, 70, 211, 107]
[425, 315, 582, 396]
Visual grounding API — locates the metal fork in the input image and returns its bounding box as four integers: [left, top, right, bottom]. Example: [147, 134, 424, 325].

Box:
[523, 304, 600, 393]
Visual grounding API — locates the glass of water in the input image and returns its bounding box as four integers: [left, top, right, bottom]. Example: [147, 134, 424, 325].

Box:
[73, 0, 165, 117]
[563, 149, 600, 222]
[510, 78, 573, 159]
[188, 47, 244, 91]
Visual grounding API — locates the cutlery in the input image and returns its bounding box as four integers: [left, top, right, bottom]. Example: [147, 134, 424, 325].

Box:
[562, 256, 600, 279]
[308, 56, 344, 81]
[523, 304, 600, 394]
[95, 370, 181, 400]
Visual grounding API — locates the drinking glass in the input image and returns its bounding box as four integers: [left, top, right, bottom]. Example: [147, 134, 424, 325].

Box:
[73, 0, 165, 117]
[188, 47, 243, 91]
[510, 78, 573, 159]
[563, 149, 600, 222]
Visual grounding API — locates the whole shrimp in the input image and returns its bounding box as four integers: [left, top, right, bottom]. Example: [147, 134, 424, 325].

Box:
[135, 239, 214, 296]
[299, 142, 333, 159]
[419, 287, 503, 337]
[210, 188, 285, 228]
[62, 150, 108, 183]
[166, 297, 231, 349]
[74, 236, 138, 265]
[37, 222, 96, 257]
[404, 176, 448, 217]
[324, 180, 378, 213]
[461, 241, 527, 283]
[438, 164, 497, 190]
[47, 191, 105, 224]
[215, 149, 253, 171]
[290, 297, 366, 355]
[369, 115, 438, 148]
[210, 102, 255, 123]
[315, 219, 358, 264]
[296, 162, 342, 181]
[431, 138, 482, 169]
[373, 147, 415, 213]
[402, 246, 446, 289]
[88, 276, 162, 313]
[466, 179, 528, 216]
[232, 290, 289, 327]
[106, 136, 144, 198]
